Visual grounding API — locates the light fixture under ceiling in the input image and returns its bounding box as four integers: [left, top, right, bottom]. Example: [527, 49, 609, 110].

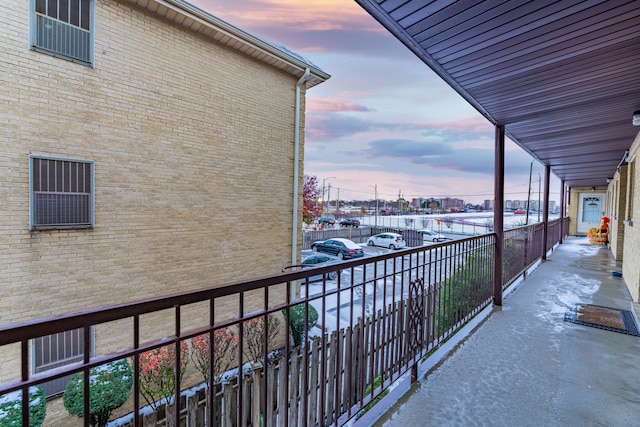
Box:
[633, 111, 640, 126]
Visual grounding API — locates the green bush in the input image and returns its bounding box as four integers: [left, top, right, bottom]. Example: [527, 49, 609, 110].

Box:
[285, 304, 319, 347]
[63, 359, 133, 427]
[0, 386, 46, 427]
[436, 245, 494, 334]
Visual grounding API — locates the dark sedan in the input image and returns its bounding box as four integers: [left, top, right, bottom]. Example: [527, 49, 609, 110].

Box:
[318, 217, 335, 226]
[339, 218, 361, 227]
[282, 253, 342, 281]
[310, 238, 364, 259]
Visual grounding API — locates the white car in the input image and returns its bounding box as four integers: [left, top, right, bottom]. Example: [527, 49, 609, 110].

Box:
[367, 233, 407, 250]
[418, 229, 447, 243]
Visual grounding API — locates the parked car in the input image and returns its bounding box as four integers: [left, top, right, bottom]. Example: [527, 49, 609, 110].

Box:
[317, 217, 335, 226]
[418, 229, 447, 242]
[311, 238, 364, 259]
[282, 253, 342, 281]
[339, 218, 361, 227]
[367, 232, 407, 250]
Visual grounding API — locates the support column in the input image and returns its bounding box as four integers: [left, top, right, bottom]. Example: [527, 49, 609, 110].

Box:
[493, 124, 504, 306]
[560, 180, 566, 244]
[542, 164, 550, 260]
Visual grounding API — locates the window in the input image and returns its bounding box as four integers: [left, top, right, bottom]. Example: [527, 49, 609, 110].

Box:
[628, 160, 635, 221]
[33, 329, 91, 396]
[31, 0, 94, 65]
[30, 156, 94, 230]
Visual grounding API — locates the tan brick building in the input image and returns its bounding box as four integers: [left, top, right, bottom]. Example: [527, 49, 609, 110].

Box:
[1, 0, 328, 395]
[568, 130, 640, 302]
[620, 133, 640, 301]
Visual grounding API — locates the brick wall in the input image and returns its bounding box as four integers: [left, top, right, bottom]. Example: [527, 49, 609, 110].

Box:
[608, 165, 627, 261]
[623, 133, 640, 301]
[1, 0, 308, 380]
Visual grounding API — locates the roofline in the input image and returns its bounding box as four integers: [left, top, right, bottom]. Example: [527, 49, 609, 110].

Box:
[123, 0, 331, 87]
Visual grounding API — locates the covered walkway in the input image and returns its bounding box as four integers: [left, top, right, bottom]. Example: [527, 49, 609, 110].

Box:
[365, 237, 640, 426]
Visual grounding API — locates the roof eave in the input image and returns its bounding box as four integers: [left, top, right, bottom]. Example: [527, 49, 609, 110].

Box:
[121, 0, 331, 88]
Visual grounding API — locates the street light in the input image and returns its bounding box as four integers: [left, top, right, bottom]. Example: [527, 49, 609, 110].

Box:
[369, 184, 378, 228]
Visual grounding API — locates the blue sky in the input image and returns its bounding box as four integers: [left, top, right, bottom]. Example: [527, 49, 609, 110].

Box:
[190, 0, 559, 204]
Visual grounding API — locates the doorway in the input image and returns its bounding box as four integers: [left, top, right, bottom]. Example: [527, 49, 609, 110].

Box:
[577, 193, 605, 234]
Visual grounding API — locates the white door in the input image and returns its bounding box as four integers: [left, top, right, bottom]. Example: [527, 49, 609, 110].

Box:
[577, 193, 605, 233]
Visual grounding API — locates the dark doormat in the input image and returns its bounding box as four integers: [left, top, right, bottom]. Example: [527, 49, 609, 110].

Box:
[564, 304, 640, 336]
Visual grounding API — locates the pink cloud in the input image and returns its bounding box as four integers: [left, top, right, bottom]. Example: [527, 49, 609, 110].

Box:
[428, 116, 493, 134]
[307, 98, 371, 113]
[189, 0, 376, 33]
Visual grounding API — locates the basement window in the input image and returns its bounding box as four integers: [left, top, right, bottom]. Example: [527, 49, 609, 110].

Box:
[33, 328, 93, 397]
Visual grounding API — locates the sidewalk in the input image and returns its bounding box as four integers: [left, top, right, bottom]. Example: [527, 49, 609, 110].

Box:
[369, 236, 640, 426]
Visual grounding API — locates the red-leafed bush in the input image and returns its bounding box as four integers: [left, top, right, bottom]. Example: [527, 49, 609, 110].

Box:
[191, 329, 239, 383]
[139, 342, 189, 409]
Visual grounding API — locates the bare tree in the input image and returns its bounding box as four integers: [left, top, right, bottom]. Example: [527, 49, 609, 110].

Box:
[243, 314, 281, 368]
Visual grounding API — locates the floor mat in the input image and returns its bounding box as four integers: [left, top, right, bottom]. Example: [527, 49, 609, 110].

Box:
[564, 304, 640, 336]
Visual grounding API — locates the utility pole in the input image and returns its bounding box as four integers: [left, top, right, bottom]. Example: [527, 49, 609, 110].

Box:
[538, 173, 541, 222]
[321, 176, 335, 216]
[369, 184, 378, 228]
[375, 185, 378, 227]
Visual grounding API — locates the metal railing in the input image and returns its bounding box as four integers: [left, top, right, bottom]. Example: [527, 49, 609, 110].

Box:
[502, 218, 567, 287]
[0, 222, 566, 426]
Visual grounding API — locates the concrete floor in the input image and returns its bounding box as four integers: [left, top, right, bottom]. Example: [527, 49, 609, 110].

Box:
[365, 237, 640, 427]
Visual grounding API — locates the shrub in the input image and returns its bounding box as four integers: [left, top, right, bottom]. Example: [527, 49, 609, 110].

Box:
[63, 359, 133, 427]
[191, 328, 239, 383]
[284, 304, 319, 347]
[243, 314, 281, 368]
[0, 386, 46, 427]
[139, 342, 189, 409]
[436, 246, 493, 334]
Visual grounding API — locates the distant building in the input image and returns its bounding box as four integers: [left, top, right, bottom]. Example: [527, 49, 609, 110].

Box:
[441, 197, 465, 211]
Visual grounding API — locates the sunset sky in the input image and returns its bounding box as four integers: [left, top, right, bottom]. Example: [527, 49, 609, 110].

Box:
[189, 0, 560, 204]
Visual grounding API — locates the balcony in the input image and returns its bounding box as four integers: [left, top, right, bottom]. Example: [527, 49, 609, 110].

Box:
[5, 1, 640, 426]
[359, 235, 640, 426]
[0, 220, 574, 426]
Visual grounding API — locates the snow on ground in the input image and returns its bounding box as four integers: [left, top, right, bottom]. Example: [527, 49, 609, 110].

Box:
[355, 211, 559, 235]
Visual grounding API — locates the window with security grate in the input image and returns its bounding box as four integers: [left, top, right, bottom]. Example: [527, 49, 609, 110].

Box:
[30, 156, 94, 229]
[33, 328, 93, 397]
[31, 0, 93, 65]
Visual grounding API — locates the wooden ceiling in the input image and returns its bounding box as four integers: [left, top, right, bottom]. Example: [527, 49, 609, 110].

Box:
[355, 0, 640, 187]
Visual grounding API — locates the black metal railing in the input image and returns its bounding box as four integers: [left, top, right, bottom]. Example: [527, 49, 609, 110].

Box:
[0, 222, 566, 426]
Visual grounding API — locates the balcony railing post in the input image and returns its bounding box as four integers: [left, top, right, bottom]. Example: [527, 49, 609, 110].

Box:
[560, 180, 566, 244]
[493, 124, 505, 306]
[542, 164, 551, 260]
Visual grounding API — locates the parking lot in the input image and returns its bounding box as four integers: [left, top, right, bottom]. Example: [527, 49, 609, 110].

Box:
[299, 236, 461, 334]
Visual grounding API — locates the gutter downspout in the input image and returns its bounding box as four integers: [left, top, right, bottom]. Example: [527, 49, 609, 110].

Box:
[292, 68, 311, 265]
